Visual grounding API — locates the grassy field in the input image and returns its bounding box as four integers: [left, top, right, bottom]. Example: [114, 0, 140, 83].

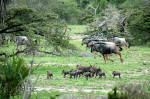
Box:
[1, 25, 150, 99]
[68, 25, 88, 34]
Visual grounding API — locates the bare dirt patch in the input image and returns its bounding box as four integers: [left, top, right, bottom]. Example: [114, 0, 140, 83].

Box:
[34, 86, 111, 93]
[70, 34, 86, 40]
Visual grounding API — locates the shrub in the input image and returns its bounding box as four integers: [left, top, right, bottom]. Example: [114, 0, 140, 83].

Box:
[108, 87, 127, 99]
[0, 57, 29, 99]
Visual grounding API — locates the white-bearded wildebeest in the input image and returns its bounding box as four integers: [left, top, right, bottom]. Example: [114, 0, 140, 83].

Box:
[16, 36, 37, 51]
[109, 37, 130, 49]
[90, 42, 123, 64]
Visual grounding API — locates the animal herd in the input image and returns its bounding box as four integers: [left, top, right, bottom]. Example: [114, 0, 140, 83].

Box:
[82, 36, 130, 63]
[47, 65, 121, 80]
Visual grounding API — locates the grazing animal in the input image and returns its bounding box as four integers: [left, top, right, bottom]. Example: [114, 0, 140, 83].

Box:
[83, 72, 92, 80]
[69, 71, 78, 79]
[112, 71, 121, 78]
[16, 36, 30, 50]
[15, 36, 38, 50]
[47, 71, 53, 79]
[76, 65, 91, 73]
[90, 65, 102, 77]
[90, 42, 123, 63]
[110, 37, 130, 49]
[82, 37, 106, 50]
[62, 70, 70, 78]
[76, 70, 83, 78]
[98, 72, 106, 78]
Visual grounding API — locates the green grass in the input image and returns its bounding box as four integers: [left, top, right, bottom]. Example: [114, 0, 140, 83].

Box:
[1, 25, 150, 99]
[68, 25, 88, 34]
[27, 46, 150, 98]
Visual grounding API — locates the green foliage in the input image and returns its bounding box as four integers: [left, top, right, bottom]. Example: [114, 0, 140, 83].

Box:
[107, 0, 127, 5]
[119, 83, 150, 99]
[120, 0, 148, 8]
[0, 57, 29, 99]
[108, 87, 126, 99]
[127, 2, 150, 45]
[14, 0, 81, 24]
[0, 6, 72, 49]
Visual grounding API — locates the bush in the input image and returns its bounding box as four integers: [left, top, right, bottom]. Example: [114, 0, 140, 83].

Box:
[108, 87, 127, 99]
[0, 57, 29, 99]
[119, 83, 150, 99]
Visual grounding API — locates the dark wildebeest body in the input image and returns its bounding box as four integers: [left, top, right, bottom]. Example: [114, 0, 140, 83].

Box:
[47, 71, 53, 79]
[83, 72, 92, 80]
[76, 65, 91, 73]
[69, 71, 78, 79]
[82, 36, 107, 50]
[90, 66, 102, 77]
[110, 37, 130, 49]
[76, 70, 83, 78]
[112, 71, 121, 78]
[62, 70, 70, 78]
[91, 42, 123, 63]
[98, 72, 106, 78]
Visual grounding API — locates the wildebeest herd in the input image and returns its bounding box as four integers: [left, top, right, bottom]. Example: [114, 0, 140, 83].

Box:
[47, 64, 121, 80]
[82, 36, 130, 63]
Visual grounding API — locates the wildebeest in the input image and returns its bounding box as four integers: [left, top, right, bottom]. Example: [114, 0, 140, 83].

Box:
[81, 37, 106, 50]
[83, 72, 92, 80]
[16, 36, 38, 50]
[16, 36, 30, 50]
[109, 37, 130, 49]
[47, 70, 53, 79]
[62, 70, 70, 78]
[98, 72, 106, 78]
[69, 71, 78, 79]
[76, 64, 91, 73]
[90, 42, 123, 63]
[112, 71, 121, 78]
[90, 65, 102, 77]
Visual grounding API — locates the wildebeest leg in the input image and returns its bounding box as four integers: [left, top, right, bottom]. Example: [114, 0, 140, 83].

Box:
[119, 75, 121, 78]
[116, 52, 123, 63]
[64, 74, 66, 78]
[102, 54, 106, 64]
[106, 54, 114, 62]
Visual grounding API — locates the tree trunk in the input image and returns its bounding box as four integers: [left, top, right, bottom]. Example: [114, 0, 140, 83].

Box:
[0, 0, 7, 24]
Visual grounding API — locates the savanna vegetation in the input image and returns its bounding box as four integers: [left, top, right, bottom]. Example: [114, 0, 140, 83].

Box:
[0, 0, 150, 99]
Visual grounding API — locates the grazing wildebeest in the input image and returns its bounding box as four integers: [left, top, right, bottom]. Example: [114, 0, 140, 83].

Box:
[90, 42, 123, 63]
[76, 64, 91, 73]
[83, 72, 92, 80]
[16, 36, 38, 50]
[69, 71, 78, 79]
[98, 72, 106, 78]
[90, 65, 102, 77]
[47, 70, 53, 79]
[76, 69, 83, 78]
[112, 71, 121, 78]
[110, 37, 130, 49]
[62, 70, 70, 78]
[82, 36, 107, 50]
[16, 36, 30, 50]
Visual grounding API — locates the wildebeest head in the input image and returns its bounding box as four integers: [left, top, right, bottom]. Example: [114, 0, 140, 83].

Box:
[112, 71, 116, 74]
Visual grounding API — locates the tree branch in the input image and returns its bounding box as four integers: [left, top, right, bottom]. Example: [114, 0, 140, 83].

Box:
[0, 49, 27, 58]
[0, 24, 23, 34]
[4, 29, 24, 33]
